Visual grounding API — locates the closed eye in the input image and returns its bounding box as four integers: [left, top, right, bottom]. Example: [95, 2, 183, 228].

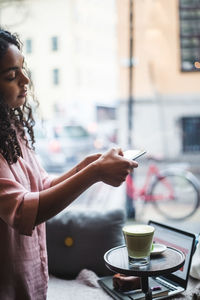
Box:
[5, 70, 17, 81]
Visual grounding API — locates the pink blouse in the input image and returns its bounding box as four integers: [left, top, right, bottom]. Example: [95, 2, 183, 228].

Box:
[0, 136, 52, 300]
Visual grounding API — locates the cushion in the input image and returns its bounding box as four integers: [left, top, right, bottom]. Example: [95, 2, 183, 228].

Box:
[46, 208, 125, 279]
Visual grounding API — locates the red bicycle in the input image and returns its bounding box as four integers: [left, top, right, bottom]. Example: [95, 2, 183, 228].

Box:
[126, 157, 200, 220]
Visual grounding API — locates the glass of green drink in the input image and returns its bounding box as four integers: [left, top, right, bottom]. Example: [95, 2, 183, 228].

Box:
[122, 224, 155, 267]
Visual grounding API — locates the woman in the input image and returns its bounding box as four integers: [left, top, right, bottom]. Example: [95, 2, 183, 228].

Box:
[0, 28, 138, 300]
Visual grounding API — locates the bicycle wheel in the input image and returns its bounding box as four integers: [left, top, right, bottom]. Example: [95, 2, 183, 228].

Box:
[149, 169, 200, 220]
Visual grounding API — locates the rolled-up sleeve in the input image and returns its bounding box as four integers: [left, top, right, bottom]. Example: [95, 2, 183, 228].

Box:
[0, 149, 54, 236]
[0, 177, 39, 236]
[18, 191, 39, 236]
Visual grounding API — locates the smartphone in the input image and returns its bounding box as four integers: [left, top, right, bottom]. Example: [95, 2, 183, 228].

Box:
[124, 149, 146, 160]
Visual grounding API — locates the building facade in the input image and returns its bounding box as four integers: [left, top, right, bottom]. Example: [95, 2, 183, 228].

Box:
[117, 0, 200, 160]
[0, 0, 118, 131]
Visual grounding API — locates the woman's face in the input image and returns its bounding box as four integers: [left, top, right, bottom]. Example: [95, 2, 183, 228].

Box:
[0, 44, 29, 108]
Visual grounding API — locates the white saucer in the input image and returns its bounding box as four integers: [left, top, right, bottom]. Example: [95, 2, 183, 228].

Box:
[151, 243, 167, 255]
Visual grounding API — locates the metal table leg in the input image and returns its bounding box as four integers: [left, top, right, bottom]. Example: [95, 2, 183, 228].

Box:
[141, 277, 152, 300]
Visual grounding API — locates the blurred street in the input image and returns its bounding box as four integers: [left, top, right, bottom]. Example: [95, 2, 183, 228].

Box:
[50, 156, 200, 235]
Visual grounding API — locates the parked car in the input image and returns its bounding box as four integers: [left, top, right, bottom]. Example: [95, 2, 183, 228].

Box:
[34, 122, 96, 173]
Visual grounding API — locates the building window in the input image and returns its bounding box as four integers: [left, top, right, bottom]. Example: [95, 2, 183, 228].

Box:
[179, 0, 200, 71]
[51, 36, 58, 51]
[182, 116, 200, 152]
[52, 68, 59, 85]
[26, 39, 32, 54]
[96, 106, 116, 122]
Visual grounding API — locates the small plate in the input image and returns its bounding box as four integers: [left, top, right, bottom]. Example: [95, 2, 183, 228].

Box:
[151, 243, 167, 256]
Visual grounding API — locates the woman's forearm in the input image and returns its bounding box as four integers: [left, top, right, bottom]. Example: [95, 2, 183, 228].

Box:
[50, 154, 102, 187]
[50, 165, 78, 187]
[36, 162, 99, 225]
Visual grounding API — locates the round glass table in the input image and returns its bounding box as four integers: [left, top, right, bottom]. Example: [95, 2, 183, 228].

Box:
[104, 245, 185, 300]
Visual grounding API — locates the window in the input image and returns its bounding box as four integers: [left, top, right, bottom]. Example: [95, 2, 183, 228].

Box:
[182, 116, 200, 152]
[96, 106, 116, 122]
[53, 125, 89, 139]
[52, 68, 59, 85]
[51, 36, 58, 51]
[25, 39, 32, 54]
[179, 0, 200, 71]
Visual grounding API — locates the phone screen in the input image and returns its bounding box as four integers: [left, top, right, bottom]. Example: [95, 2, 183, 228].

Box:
[124, 149, 146, 160]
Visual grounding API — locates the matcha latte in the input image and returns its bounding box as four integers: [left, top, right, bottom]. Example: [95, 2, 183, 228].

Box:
[123, 224, 155, 266]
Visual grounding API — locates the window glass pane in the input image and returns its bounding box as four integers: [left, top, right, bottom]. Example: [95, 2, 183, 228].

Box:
[181, 60, 194, 70]
[54, 125, 89, 138]
[180, 0, 200, 7]
[180, 9, 200, 19]
[52, 68, 59, 85]
[182, 117, 200, 152]
[96, 106, 116, 122]
[52, 36, 58, 51]
[181, 20, 199, 35]
[26, 39, 32, 54]
[181, 37, 199, 47]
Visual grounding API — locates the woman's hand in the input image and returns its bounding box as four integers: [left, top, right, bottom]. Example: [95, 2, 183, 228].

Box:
[93, 148, 138, 187]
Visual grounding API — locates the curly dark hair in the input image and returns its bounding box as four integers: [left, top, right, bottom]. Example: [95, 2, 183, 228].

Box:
[0, 28, 38, 164]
